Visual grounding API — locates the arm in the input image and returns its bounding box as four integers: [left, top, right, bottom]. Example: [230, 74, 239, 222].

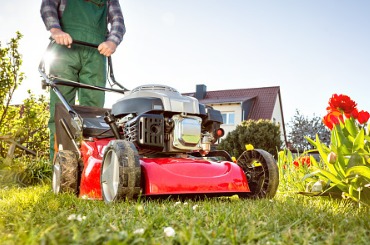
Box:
[40, 0, 72, 47]
[98, 0, 126, 56]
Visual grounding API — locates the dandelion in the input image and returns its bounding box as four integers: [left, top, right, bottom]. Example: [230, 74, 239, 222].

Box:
[183, 202, 188, 206]
[76, 214, 86, 222]
[164, 227, 175, 237]
[174, 201, 181, 206]
[192, 204, 199, 210]
[229, 194, 240, 201]
[67, 214, 86, 222]
[133, 228, 145, 235]
[136, 205, 144, 212]
[67, 214, 76, 221]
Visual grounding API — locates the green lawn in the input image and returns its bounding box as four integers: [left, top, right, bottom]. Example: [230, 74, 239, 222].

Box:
[1, 185, 369, 244]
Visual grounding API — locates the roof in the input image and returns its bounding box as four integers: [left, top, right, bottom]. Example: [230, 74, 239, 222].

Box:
[183, 86, 280, 120]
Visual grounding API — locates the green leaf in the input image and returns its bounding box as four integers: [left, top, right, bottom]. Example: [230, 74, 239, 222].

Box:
[305, 136, 317, 148]
[302, 170, 321, 181]
[345, 117, 358, 137]
[347, 153, 365, 169]
[346, 166, 370, 180]
[353, 128, 365, 152]
[314, 168, 347, 190]
[333, 127, 351, 154]
[335, 150, 346, 178]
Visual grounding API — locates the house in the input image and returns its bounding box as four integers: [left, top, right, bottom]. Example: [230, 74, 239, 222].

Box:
[183, 84, 287, 145]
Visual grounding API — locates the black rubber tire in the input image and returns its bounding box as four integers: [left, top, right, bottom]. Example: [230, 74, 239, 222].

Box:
[237, 149, 279, 199]
[101, 140, 142, 202]
[52, 150, 79, 195]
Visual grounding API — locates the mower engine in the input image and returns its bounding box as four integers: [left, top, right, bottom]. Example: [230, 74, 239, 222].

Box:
[109, 84, 224, 155]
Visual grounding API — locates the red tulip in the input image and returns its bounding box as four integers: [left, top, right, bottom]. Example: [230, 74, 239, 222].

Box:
[350, 108, 359, 119]
[357, 110, 370, 124]
[323, 110, 343, 130]
[293, 156, 311, 168]
[327, 94, 357, 115]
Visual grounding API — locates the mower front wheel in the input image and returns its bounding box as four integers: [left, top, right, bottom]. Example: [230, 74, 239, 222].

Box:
[237, 149, 279, 199]
[101, 140, 142, 202]
[52, 150, 79, 195]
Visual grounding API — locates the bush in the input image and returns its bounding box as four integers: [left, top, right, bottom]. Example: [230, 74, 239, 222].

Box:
[0, 156, 51, 187]
[0, 32, 49, 158]
[287, 110, 330, 152]
[217, 119, 282, 158]
[0, 32, 50, 187]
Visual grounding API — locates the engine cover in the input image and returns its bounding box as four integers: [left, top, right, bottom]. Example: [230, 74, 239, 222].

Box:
[112, 84, 201, 116]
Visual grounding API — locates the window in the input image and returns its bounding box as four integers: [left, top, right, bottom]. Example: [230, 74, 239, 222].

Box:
[221, 112, 235, 125]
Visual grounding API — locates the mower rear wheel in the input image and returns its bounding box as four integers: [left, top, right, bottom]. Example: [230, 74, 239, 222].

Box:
[101, 140, 142, 202]
[52, 150, 79, 195]
[237, 149, 279, 199]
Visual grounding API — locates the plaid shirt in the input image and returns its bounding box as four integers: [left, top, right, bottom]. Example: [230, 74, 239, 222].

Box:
[40, 0, 125, 45]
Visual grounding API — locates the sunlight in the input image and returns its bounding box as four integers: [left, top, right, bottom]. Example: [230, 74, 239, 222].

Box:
[43, 50, 55, 74]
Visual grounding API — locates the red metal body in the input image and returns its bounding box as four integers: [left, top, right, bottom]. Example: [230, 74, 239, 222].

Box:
[78, 138, 250, 200]
[141, 158, 250, 195]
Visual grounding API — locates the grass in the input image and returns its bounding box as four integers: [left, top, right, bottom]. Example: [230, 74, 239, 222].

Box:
[1, 185, 369, 244]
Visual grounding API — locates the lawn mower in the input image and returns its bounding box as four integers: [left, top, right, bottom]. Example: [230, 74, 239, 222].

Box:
[39, 41, 279, 202]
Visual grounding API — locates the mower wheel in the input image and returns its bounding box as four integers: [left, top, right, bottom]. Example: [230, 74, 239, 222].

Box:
[101, 140, 141, 202]
[52, 150, 79, 195]
[237, 149, 279, 199]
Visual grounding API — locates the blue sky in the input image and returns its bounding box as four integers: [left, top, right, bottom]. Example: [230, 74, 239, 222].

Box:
[2, 0, 370, 123]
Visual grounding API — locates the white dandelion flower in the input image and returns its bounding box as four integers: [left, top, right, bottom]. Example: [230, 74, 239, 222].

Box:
[134, 228, 145, 235]
[67, 214, 76, 221]
[192, 204, 199, 210]
[164, 227, 175, 237]
[76, 214, 86, 222]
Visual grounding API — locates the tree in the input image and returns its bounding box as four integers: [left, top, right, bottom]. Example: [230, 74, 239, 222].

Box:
[0, 32, 49, 158]
[287, 110, 330, 152]
[217, 119, 282, 158]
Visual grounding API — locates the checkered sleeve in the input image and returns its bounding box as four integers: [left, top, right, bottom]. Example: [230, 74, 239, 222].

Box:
[107, 0, 126, 45]
[40, 0, 62, 30]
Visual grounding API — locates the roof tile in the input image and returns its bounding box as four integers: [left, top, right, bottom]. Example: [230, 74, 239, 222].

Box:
[183, 86, 280, 120]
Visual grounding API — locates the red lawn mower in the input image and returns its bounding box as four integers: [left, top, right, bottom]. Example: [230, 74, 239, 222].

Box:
[39, 41, 279, 202]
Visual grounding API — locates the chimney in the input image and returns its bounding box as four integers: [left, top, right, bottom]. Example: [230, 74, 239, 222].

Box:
[195, 84, 207, 100]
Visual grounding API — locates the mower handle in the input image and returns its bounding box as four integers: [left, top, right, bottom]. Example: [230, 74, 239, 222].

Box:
[38, 39, 129, 135]
[72, 40, 129, 91]
[72, 40, 99, 49]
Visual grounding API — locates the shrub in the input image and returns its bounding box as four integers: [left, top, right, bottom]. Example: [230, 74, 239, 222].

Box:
[217, 119, 282, 158]
[287, 110, 330, 152]
[0, 32, 49, 158]
[0, 156, 51, 187]
[0, 32, 50, 187]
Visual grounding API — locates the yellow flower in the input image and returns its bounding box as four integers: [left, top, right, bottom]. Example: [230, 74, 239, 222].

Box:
[245, 144, 254, 151]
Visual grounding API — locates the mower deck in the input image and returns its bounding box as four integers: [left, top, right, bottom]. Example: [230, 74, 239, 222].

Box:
[78, 139, 250, 200]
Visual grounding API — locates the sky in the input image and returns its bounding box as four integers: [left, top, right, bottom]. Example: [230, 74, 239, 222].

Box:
[2, 0, 370, 123]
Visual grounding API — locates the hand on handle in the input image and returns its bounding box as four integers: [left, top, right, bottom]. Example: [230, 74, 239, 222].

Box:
[98, 41, 117, 57]
[50, 28, 73, 48]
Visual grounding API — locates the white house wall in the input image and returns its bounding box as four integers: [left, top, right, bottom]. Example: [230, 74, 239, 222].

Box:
[209, 103, 242, 138]
[271, 95, 286, 143]
[210, 97, 286, 143]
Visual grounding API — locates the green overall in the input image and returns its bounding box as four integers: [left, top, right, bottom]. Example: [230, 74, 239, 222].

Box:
[48, 0, 108, 161]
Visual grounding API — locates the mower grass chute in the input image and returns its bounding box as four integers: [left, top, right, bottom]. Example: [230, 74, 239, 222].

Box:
[40, 41, 279, 203]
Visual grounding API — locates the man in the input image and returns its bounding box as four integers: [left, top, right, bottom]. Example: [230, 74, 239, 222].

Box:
[40, 0, 125, 161]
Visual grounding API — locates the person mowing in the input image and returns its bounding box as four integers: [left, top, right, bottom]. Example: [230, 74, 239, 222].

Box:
[40, 0, 126, 162]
